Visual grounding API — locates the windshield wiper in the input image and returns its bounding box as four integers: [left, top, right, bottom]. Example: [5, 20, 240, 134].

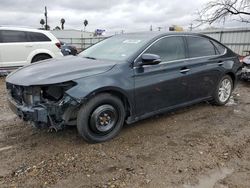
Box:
[84, 56, 96, 60]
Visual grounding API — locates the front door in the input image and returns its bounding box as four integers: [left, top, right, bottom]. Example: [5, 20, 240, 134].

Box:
[134, 36, 191, 116]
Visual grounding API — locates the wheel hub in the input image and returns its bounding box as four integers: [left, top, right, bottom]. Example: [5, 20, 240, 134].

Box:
[218, 78, 232, 103]
[90, 104, 118, 133]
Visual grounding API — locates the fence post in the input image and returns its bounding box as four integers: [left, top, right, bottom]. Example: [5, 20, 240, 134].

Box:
[81, 37, 83, 51]
[219, 31, 223, 42]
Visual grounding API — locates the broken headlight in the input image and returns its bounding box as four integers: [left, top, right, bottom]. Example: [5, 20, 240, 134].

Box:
[41, 81, 76, 102]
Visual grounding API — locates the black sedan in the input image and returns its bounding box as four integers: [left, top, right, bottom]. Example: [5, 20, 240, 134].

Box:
[6, 32, 242, 143]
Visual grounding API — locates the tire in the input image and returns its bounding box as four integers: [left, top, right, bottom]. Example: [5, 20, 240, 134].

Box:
[77, 93, 125, 143]
[31, 54, 51, 63]
[212, 75, 233, 106]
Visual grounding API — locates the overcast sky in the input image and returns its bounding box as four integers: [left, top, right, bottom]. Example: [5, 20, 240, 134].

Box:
[0, 0, 249, 34]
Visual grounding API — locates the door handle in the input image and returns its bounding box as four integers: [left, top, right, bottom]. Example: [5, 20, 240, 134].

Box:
[25, 44, 33, 47]
[180, 68, 190, 74]
[218, 61, 224, 66]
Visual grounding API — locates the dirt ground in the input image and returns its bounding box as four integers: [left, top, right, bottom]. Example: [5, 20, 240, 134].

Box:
[1, 77, 250, 188]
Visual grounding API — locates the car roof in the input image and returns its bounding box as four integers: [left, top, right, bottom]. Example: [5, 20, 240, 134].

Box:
[115, 31, 210, 40]
[0, 26, 50, 34]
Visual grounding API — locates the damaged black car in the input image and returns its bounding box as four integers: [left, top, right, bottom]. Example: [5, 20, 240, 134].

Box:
[6, 32, 242, 143]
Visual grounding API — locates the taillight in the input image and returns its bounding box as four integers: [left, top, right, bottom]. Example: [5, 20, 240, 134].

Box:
[55, 42, 61, 49]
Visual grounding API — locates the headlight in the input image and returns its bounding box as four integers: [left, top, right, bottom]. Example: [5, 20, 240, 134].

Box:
[41, 81, 76, 102]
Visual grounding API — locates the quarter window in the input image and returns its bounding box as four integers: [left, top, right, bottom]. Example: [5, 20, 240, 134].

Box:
[186, 36, 216, 58]
[27, 32, 51, 42]
[211, 40, 226, 55]
[145, 36, 186, 62]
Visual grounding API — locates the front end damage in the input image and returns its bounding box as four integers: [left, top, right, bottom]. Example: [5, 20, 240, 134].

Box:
[6, 81, 80, 131]
[241, 63, 250, 80]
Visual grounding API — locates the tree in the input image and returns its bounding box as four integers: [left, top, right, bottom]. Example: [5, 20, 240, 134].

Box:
[84, 19, 88, 31]
[61, 18, 65, 30]
[40, 19, 45, 28]
[197, 0, 250, 25]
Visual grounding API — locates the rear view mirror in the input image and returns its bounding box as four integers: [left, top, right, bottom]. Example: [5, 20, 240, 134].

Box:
[140, 53, 161, 66]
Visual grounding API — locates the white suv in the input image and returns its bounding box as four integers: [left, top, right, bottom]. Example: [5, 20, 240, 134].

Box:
[0, 27, 63, 73]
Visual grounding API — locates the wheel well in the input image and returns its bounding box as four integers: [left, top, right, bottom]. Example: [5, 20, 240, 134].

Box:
[31, 53, 52, 62]
[226, 72, 236, 87]
[89, 90, 131, 118]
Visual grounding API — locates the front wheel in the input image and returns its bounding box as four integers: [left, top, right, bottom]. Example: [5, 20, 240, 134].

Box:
[213, 75, 233, 106]
[77, 93, 125, 143]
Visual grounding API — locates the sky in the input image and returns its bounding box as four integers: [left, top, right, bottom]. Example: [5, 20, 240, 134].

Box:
[0, 0, 249, 34]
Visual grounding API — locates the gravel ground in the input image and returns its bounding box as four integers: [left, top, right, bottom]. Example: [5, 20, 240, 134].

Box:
[1, 77, 250, 188]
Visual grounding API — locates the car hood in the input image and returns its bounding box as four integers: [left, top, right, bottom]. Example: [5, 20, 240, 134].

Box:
[6, 56, 116, 86]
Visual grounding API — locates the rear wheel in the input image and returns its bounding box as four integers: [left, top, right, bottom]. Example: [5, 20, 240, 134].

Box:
[77, 93, 125, 143]
[31, 54, 51, 63]
[213, 75, 233, 106]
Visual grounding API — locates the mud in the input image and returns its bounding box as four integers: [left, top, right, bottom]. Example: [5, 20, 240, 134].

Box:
[1, 77, 250, 188]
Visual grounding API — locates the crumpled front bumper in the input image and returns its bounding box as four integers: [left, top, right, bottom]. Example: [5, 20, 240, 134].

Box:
[7, 96, 48, 123]
[241, 66, 250, 80]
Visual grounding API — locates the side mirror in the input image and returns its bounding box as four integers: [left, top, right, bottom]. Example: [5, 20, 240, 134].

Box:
[140, 53, 161, 66]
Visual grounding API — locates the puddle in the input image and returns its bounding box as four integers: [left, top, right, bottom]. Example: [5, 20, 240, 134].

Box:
[183, 167, 234, 188]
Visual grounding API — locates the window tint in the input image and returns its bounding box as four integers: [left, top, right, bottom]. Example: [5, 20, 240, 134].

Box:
[27, 32, 51, 42]
[0, 30, 28, 43]
[145, 36, 186, 62]
[211, 40, 226, 54]
[186, 36, 216, 58]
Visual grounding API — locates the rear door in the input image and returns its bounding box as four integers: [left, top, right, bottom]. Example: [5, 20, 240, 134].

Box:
[134, 36, 191, 116]
[0, 30, 31, 68]
[0, 31, 2, 66]
[184, 36, 225, 101]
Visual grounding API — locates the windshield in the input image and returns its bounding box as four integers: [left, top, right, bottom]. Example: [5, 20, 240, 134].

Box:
[79, 35, 151, 61]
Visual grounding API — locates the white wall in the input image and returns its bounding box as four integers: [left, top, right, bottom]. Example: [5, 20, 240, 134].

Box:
[51, 29, 94, 39]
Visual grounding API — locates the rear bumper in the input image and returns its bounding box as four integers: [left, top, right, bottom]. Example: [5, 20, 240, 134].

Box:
[7, 96, 48, 123]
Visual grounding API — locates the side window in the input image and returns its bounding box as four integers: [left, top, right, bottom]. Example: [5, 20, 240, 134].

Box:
[186, 36, 216, 58]
[211, 40, 226, 55]
[145, 36, 186, 62]
[0, 31, 2, 43]
[27, 32, 51, 42]
[0, 30, 28, 43]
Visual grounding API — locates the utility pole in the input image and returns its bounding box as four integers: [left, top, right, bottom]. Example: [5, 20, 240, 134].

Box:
[157, 27, 163, 31]
[189, 23, 193, 31]
[44, 6, 48, 30]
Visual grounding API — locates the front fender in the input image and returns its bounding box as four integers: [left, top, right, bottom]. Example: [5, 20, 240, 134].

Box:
[65, 66, 135, 113]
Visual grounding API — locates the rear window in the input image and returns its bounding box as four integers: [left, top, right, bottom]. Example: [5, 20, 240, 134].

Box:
[0, 30, 28, 43]
[27, 32, 51, 42]
[186, 36, 216, 58]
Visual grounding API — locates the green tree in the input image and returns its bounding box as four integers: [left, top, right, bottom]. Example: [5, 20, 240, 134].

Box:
[61, 18, 65, 30]
[84, 19, 88, 31]
[40, 19, 45, 28]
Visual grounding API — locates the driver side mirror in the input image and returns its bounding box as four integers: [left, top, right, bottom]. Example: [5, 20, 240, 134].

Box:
[140, 53, 161, 66]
